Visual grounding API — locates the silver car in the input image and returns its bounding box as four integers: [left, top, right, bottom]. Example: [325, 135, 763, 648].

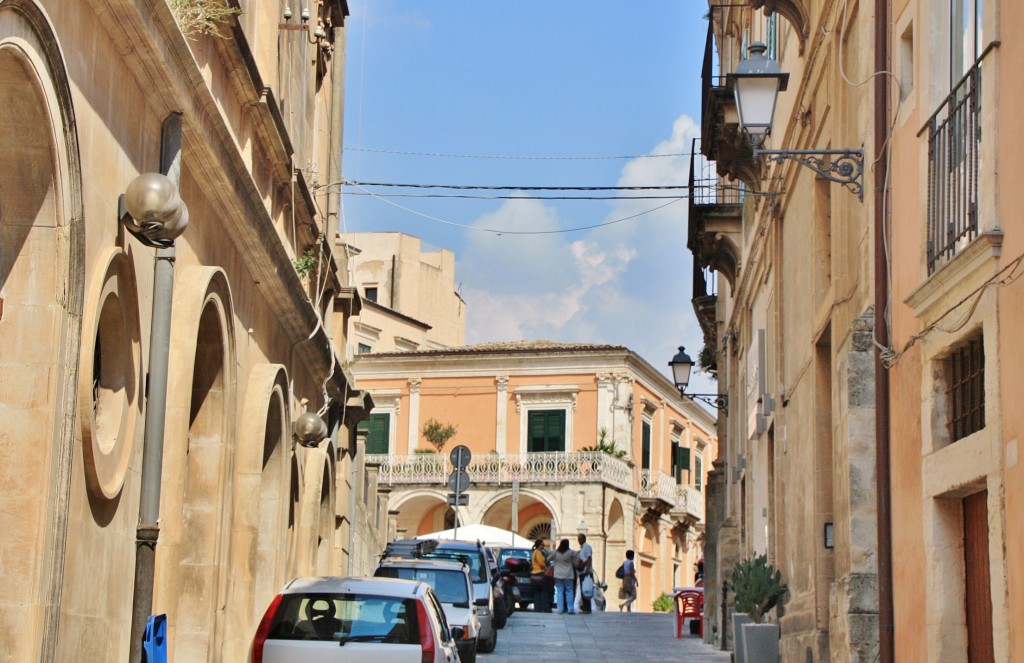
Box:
[250, 576, 462, 663]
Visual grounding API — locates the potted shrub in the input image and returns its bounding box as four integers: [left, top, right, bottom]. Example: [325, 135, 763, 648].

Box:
[731, 554, 787, 663]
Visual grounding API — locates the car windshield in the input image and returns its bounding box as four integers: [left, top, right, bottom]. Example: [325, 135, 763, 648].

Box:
[376, 568, 470, 605]
[426, 548, 485, 583]
[265, 593, 420, 644]
[498, 548, 531, 566]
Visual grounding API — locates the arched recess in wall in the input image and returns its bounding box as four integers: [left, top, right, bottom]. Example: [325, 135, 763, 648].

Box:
[749, 0, 809, 54]
[315, 455, 335, 575]
[606, 499, 626, 544]
[158, 266, 237, 661]
[222, 363, 290, 659]
[0, 2, 85, 658]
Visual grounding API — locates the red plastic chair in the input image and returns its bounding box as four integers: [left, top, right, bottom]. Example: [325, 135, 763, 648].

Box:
[673, 590, 703, 639]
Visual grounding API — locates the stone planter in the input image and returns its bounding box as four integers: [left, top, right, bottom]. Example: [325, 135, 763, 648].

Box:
[740, 622, 780, 663]
[731, 612, 753, 662]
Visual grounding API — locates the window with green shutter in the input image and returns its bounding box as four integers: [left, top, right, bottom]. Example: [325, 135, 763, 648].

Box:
[641, 420, 651, 470]
[358, 413, 390, 454]
[527, 410, 566, 452]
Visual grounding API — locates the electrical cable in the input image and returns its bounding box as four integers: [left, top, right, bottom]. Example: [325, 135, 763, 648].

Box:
[342, 180, 690, 192]
[347, 182, 685, 235]
[343, 146, 694, 160]
[341, 192, 690, 201]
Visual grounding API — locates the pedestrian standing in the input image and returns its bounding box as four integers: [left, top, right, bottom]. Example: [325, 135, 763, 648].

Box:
[551, 538, 578, 614]
[618, 549, 638, 612]
[576, 533, 594, 613]
[531, 539, 552, 612]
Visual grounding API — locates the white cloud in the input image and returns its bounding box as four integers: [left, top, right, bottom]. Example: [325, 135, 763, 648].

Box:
[461, 113, 711, 377]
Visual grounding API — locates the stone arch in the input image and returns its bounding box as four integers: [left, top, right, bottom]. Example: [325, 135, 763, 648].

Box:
[222, 364, 291, 662]
[749, 0, 809, 54]
[389, 490, 448, 536]
[315, 454, 336, 575]
[478, 489, 558, 539]
[157, 266, 237, 661]
[0, 2, 85, 659]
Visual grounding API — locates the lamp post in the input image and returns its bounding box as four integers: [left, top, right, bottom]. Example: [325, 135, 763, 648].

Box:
[730, 42, 865, 200]
[125, 160, 190, 663]
[669, 347, 728, 414]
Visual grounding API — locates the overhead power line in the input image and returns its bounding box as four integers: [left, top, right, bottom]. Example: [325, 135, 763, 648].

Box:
[342, 179, 688, 191]
[344, 147, 694, 160]
[343, 192, 689, 200]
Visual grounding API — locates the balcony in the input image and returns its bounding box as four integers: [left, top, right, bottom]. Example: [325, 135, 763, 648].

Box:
[688, 138, 743, 289]
[923, 44, 998, 275]
[639, 470, 678, 516]
[698, 23, 758, 187]
[367, 451, 634, 494]
[673, 485, 705, 523]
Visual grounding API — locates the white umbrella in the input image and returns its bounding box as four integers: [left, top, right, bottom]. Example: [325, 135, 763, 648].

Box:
[417, 523, 533, 549]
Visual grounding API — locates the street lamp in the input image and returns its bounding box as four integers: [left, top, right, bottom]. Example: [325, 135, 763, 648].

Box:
[669, 347, 728, 414]
[295, 411, 329, 446]
[577, 520, 589, 535]
[730, 42, 864, 200]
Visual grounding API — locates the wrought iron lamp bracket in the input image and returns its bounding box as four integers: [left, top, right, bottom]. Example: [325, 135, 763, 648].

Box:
[754, 148, 864, 200]
[680, 392, 729, 414]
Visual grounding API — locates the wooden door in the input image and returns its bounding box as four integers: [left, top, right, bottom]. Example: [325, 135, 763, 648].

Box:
[963, 490, 994, 663]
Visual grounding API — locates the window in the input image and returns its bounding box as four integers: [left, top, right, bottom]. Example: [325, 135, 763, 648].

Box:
[358, 413, 390, 454]
[694, 453, 704, 491]
[364, 286, 378, 303]
[671, 438, 681, 483]
[946, 336, 984, 442]
[641, 420, 651, 470]
[527, 410, 565, 452]
[950, 0, 984, 88]
[358, 343, 372, 354]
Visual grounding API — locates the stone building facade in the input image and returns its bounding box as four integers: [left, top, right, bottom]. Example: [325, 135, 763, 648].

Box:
[349, 341, 718, 610]
[694, 1, 1024, 661]
[692, 2, 880, 660]
[0, 1, 386, 660]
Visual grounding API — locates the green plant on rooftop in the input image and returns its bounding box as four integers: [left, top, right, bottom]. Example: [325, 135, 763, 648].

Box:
[169, 0, 242, 38]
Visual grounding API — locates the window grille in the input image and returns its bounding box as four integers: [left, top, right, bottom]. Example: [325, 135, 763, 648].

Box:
[946, 336, 985, 442]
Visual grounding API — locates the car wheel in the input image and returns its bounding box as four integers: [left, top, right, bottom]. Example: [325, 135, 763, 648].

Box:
[493, 596, 508, 629]
[478, 627, 497, 653]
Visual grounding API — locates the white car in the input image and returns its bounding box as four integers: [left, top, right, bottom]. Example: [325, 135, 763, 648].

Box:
[376, 558, 481, 663]
[250, 576, 463, 663]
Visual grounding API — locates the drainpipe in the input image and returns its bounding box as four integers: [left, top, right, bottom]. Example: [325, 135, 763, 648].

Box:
[874, 0, 894, 660]
[326, 22, 346, 250]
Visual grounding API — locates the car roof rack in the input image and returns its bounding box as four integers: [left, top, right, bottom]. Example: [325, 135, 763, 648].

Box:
[382, 538, 438, 561]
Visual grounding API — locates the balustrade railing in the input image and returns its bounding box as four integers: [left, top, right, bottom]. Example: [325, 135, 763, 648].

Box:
[639, 470, 679, 507]
[676, 485, 705, 520]
[367, 451, 634, 494]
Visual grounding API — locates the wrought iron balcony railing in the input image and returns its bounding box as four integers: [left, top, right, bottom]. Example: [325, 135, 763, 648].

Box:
[367, 451, 634, 494]
[923, 42, 998, 274]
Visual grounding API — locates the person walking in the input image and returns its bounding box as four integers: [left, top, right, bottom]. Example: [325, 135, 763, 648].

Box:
[551, 538, 578, 614]
[618, 549, 638, 612]
[576, 533, 594, 613]
[531, 539, 552, 612]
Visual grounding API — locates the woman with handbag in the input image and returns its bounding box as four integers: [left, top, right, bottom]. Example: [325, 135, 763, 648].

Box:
[530, 539, 552, 612]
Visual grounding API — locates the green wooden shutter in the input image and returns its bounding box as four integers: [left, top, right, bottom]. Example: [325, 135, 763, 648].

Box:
[358, 413, 390, 454]
[528, 410, 565, 452]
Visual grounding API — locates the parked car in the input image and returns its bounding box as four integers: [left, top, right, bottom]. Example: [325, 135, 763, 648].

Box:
[410, 539, 499, 652]
[497, 547, 538, 610]
[376, 557, 480, 663]
[249, 576, 462, 663]
[484, 545, 513, 625]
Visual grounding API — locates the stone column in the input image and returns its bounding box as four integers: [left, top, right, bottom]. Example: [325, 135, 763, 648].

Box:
[495, 376, 509, 454]
[407, 378, 421, 454]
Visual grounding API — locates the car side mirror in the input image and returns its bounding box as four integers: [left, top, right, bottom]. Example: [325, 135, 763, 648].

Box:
[451, 626, 465, 641]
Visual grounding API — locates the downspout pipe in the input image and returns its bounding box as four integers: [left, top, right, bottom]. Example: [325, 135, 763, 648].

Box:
[874, 0, 895, 660]
[326, 22, 346, 249]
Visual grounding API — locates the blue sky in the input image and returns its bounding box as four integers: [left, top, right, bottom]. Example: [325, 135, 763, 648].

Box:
[341, 1, 715, 394]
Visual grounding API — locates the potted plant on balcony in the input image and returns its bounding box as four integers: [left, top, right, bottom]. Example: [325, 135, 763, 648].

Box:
[731, 554, 787, 663]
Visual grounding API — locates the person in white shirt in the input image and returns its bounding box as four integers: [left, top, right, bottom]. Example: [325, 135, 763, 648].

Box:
[576, 533, 594, 613]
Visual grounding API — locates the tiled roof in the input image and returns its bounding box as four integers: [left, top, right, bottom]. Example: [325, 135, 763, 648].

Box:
[362, 339, 627, 357]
